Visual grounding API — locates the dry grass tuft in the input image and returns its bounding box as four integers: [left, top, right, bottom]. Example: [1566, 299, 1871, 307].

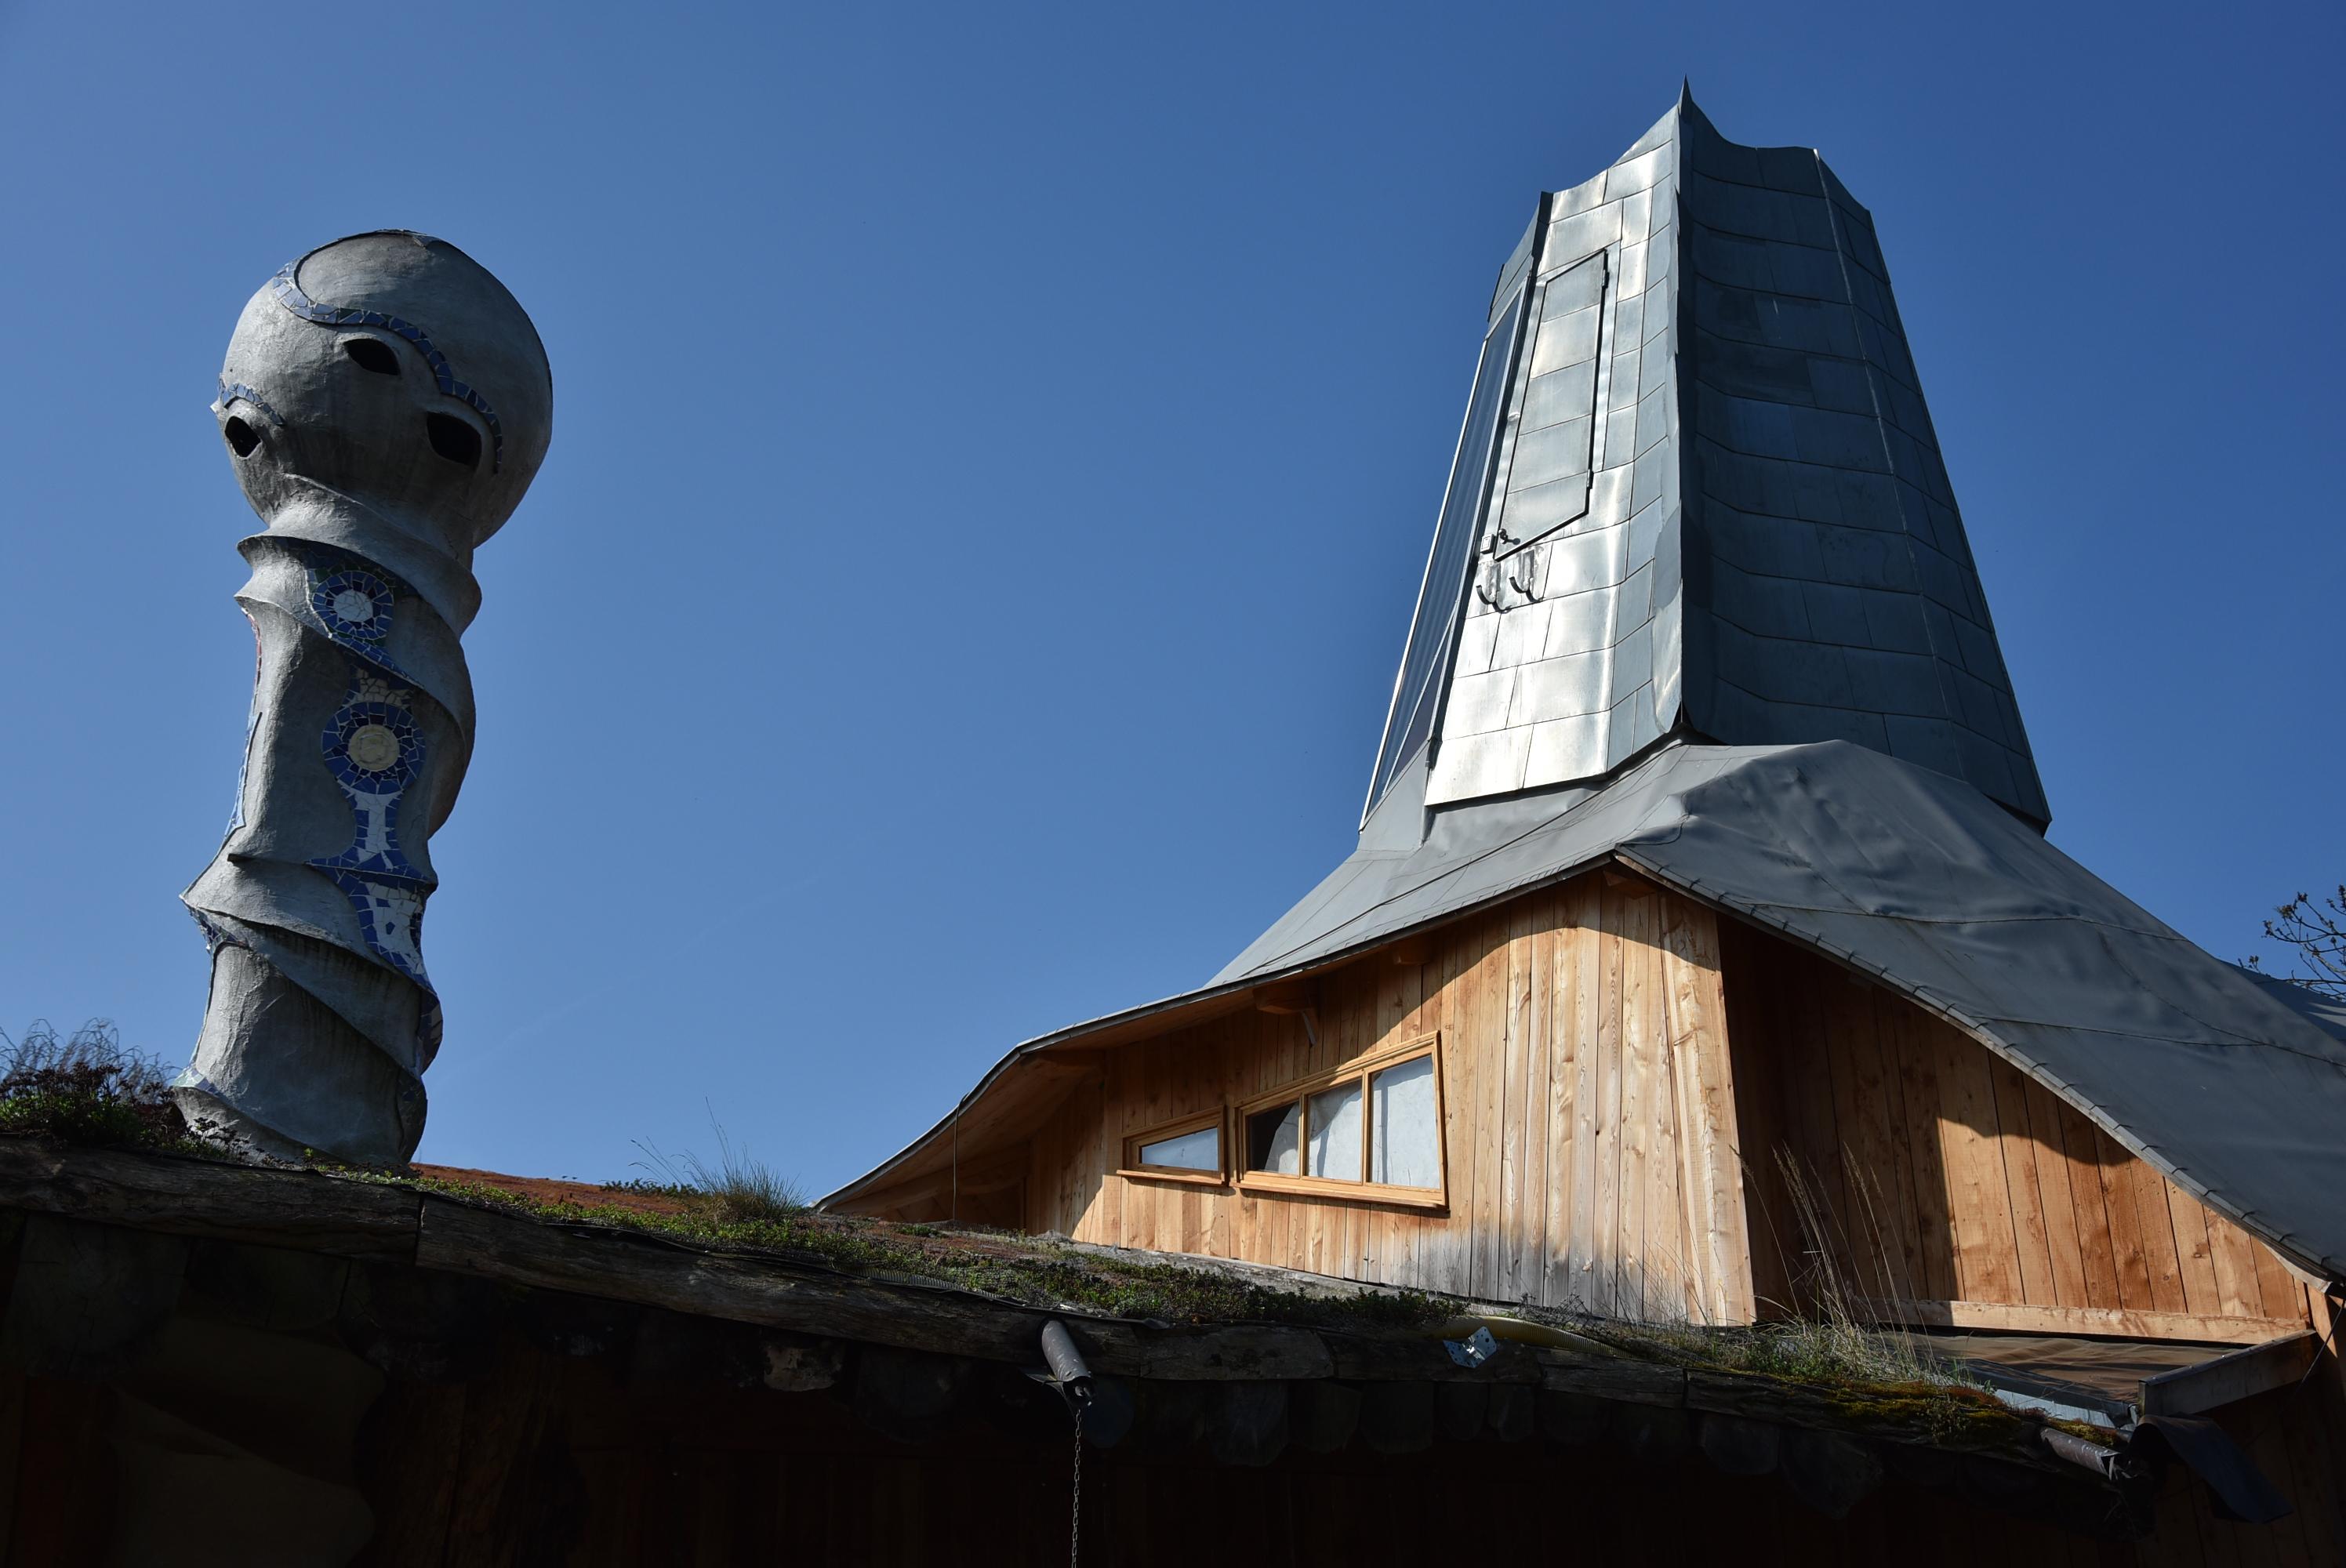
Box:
[629, 1115, 807, 1224]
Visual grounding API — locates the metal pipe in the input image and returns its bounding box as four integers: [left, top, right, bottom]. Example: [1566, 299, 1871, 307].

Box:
[1040, 1320, 1092, 1406]
[2039, 1427, 2120, 1479]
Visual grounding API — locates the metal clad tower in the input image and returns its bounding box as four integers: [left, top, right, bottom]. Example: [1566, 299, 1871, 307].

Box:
[1367, 89, 2046, 829]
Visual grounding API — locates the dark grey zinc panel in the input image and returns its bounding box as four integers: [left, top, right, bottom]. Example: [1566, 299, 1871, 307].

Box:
[1919, 599, 1965, 669]
[1843, 646, 1948, 717]
[1855, 314, 1919, 389]
[1805, 357, 1873, 415]
[1814, 522, 1919, 592]
[1827, 469, 1905, 531]
[1883, 713, 1967, 776]
[1798, 581, 1871, 645]
[1879, 376, 1934, 446]
[1703, 389, 1798, 456]
[1843, 264, 1894, 325]
[1788, 466, 1847, 526]
[1946, 665, 2017, 744]
[1952, 616, 2005, 681]
[1686, 170, 1822, 246]
[1952, 727, 2021, 804]
[1915, 492, 1966, 558]
[1858, 589, 1932, 655]
[1681, 109, 1764, 186]
[1757, 145, 1821, 194]
[1911, 542, 1980, 619]
[1694, 278, 1864, 360]
[1713, 622, 1854, 708]
[1690, 227, 1774, 292]
[1789, 405, 1888, 472]
[1761, 241, 1845, 303]
[1692, 329, 1819, 404]
[1709, 559, 1811, 640]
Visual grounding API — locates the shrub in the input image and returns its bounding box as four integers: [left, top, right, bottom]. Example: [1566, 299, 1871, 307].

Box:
[0, 1019, 187, 1148]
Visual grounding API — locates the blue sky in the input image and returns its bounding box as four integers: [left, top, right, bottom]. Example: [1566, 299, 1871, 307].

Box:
[2, 2, 2337, 1194]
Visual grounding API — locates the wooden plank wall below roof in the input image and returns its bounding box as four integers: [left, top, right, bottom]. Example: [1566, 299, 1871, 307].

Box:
[1017, 873, 1756, 1323]
[1716, 923, 2313, 1339]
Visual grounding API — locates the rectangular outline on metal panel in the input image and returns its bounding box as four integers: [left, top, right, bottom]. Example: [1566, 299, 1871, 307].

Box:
[1490, 249, 1609, 564]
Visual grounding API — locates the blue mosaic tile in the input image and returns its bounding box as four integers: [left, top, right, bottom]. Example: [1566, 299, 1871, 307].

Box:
[213, 379, 286, 427]
[307, 655, 442, 1062]
[269, 257, 507, 472]
[297, 544, 412, 679]
[318, 697, 423, 797]
[310, 568, 396, 642]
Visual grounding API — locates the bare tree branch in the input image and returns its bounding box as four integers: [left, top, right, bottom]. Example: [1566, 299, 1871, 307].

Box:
[2246, 883, 2346, 999]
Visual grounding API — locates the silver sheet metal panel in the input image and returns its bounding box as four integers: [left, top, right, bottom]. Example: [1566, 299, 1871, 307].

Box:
[1382, 91, 2048, 826]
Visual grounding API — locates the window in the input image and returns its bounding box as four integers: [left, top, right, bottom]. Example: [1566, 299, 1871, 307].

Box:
[1120, 1110, 1226, 1186]
[1237, 1036, 1446, 1207]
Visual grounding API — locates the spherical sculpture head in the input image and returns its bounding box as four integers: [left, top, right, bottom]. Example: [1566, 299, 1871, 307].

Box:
[215, 230, 553, 550]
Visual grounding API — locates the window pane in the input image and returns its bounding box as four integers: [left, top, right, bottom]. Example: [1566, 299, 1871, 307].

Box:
[1371, 1056, 1440, 1188]
[1306, 1080, 1363, 1181]
[1246, 1103, 1300, 1175]
[1137, 1123, 1219, 1171]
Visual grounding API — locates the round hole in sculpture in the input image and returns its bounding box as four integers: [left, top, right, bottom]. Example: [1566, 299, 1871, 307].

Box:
[343, 337, 401, 376]
[426, 412, 481, 468]
[223, 416, 260, 458]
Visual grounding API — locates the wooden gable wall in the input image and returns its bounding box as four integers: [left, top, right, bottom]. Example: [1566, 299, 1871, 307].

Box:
[1022, 872, 1753, 1322]
[1720, 927, 2313, 1342]
[873, 873, 2314, 1344]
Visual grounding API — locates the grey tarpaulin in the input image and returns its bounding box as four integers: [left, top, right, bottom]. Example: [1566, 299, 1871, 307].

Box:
[828, 740, 2346, 1287]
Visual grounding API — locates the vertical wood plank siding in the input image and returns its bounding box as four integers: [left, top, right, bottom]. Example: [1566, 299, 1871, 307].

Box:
[1714, 924, 2312, 1332]
[1021, 874, 1753, 1320]
[873, 877, 2315, 1341]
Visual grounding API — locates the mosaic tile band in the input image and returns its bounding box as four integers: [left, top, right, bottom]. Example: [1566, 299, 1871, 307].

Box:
[213, 379, 286, 428]
[268, 253, 507, 471]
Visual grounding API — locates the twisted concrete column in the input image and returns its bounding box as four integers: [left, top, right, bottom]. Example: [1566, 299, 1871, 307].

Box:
[181, 232, 552, 1165]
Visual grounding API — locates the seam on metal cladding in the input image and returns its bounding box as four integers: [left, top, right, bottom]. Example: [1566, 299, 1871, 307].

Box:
[270, 252, 506, 472]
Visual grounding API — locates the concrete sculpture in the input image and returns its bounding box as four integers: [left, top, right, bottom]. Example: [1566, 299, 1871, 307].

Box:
[182, 231, 552, 1164]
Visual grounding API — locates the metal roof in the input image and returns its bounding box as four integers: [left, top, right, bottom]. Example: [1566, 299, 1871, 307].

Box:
[1368, 89, 2047, 826]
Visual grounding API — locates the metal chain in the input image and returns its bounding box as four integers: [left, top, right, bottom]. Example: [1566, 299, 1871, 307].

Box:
[1069, 1399, 1084, 1568]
